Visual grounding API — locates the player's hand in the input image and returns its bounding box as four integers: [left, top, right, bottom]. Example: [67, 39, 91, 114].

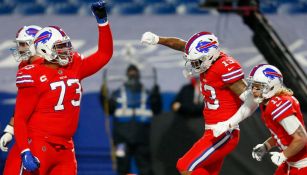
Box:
[252, 144, 268, 161]
[141, 32, 159, 45]
[91, 1, 108, 24]
[270, 152, 287, 166]
[212, 121, 231, 137]
[0, 124, 14, 152]
[21, 149, 40, 172]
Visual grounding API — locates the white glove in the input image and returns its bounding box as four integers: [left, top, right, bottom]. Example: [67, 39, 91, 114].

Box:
[0, 125, 14, 152]
[252, 144, 268, 161]
[212, 121, 231, 137]
[141, 32, 159, 45]
[270, 152, 287, 166]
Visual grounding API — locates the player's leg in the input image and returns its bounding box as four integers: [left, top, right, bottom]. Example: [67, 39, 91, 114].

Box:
[274, 162, 288, 175]
[115, 142, 132, 175]
[190, 168, 210, 175]
[29, 138, 55, 174]
[49, 147, 77, 175]
[202, 158, 224, 175]
[176, 129, 239, 174]
[3, 144, 22, 175]
[134, 143, 152, 175]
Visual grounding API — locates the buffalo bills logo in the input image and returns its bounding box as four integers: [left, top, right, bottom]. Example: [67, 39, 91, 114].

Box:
[263, 68, 282, 80]
[25, 28, 39, 37]
[195, 41, 218, 53]
[34, 31, 52, 46]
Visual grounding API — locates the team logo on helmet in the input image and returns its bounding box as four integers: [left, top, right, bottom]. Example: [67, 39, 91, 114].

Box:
[34, 31, 52, 46]
[195, 40, 218, 53]
[263, 68, 282, 80]
[26, 28, 39, 37]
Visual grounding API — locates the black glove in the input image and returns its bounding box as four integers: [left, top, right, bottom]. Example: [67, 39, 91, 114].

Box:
[91, 1, 108, 24]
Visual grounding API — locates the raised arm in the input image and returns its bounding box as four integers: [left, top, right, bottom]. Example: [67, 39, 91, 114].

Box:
[80, 1, 113, 79]
[141, 32, 186, 52]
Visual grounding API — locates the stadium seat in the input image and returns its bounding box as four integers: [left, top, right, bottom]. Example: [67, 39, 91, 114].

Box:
[10, 0, 37, 4]
[0, 4, 15, 14]
[73, 0, 98, 5]
[278, 3, 307, 14]
[136, 0, 166, 4]
[169, 0, 201, 5]
[112, 3, 144, 15]
[78, 3, 112, 16]
[39, 0, 70, 5]
[48, 3, 79, 15]
[111, 0, 134, 4]
[278, 0, 300, 4]
[145, 3, 176, 14]
[259, 3, 278, 14]
[15, 4, 45, 15]
[176, 3, 210, 15]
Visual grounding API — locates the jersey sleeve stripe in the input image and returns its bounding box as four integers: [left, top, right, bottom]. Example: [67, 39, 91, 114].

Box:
[222, 69, 242, 77]
[272, 102, 292, 120]
[16, 80, 34, 84]
[222, 72, 244, 82]
[271, 100, 291, 115]
[16, 75, 32, 79]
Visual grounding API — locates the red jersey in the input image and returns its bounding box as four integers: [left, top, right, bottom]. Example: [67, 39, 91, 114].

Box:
[14, 24, 113, 151]
[200, 52, 244, 124]
[260, 95, 307, 162]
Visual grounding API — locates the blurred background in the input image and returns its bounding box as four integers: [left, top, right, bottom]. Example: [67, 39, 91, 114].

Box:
[0, 0, 307, 174]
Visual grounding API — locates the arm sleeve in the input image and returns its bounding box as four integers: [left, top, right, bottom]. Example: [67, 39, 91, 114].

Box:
[228, 90, 259, 127]
[80, 24, 113, 79]
[279, 115, 301, 135]
[14, 87, 39, 152]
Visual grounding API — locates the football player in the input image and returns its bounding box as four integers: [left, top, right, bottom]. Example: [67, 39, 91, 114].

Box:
[12, 1, 113, 174]
[141, 31, 258, 175]
[248, 64, 307, 174]
[1, 25, 43, 175]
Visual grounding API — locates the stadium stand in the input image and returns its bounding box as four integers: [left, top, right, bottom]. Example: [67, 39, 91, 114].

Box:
[111, 3, 144, 15]
[0, 0, 307, 15]
[14, 4, 46, 15]
[144, 3, 176, 14]
[47, 3, 79, 15]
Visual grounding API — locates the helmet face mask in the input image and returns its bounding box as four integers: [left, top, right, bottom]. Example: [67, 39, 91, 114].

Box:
[183, 32, 220, 77]
[11, 25, 42, 62]
[53, 40, 73, 66]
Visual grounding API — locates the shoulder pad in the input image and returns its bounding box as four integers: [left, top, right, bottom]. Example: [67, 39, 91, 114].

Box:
[220, 57, 244, 84]
[269, 96, 294, 121]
